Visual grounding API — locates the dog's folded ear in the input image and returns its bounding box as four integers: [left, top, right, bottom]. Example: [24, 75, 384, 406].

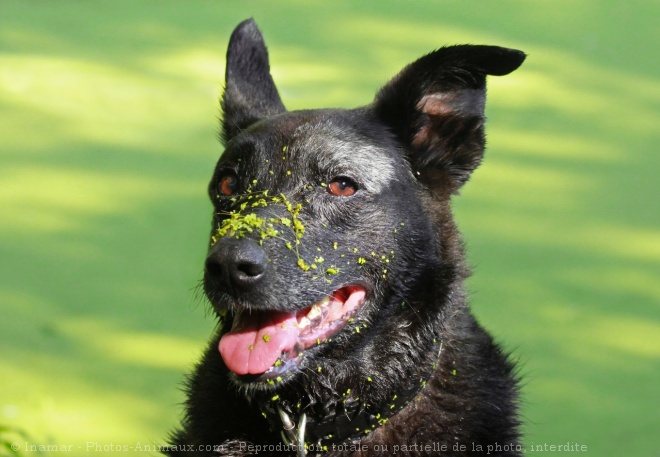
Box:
[372, 45, 525, 191]
[221, 19, 286, 143]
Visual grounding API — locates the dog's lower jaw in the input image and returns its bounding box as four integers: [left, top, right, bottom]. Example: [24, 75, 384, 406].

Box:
[165, 302, 521, 456]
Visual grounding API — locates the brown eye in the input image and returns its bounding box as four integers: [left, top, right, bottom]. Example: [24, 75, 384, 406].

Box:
[327, 177, 357, 197]
[219, 174, 238, 196]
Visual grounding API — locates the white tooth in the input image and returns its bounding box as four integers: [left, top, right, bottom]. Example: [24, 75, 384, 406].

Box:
[298, 317, 311, 328]
[307, 304, 322, 319]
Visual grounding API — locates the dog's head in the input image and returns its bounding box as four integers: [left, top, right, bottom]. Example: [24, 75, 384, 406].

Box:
[204, 19, 524, 394]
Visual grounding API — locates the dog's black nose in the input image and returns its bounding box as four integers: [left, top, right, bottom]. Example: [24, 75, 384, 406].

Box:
[205, 238, 268, 291]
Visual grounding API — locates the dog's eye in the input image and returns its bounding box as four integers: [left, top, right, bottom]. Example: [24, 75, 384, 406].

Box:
[327, 177, 357, 197]
[218, 173, 238, 196]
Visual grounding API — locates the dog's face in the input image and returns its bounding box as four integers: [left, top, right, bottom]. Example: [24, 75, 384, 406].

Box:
[205, 110, 434, 386]
[203, 20, 524, 392]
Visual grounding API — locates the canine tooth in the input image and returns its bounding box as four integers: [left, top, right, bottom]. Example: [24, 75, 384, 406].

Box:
[298, 316, 311, 328]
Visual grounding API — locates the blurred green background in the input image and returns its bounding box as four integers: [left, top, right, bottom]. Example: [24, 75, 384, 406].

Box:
[1, 1, 658, 456]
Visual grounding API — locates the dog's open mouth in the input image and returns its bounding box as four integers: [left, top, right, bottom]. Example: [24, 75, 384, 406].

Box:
[219, 285, 366, 378]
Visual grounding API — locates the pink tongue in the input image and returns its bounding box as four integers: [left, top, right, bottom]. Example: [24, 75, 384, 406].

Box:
[219, 310, 300, 375]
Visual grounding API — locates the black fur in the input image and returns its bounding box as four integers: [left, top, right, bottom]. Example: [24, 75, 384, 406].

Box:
[166, 19, 525, 456]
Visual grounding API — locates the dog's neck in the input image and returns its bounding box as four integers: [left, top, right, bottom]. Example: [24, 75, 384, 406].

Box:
[252, 340, 443, 454]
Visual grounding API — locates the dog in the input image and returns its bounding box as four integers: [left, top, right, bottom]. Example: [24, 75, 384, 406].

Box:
[166, 19, 526, 456]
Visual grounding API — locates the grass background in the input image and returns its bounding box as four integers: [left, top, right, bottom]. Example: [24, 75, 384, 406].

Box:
[1, 1, 658, 456]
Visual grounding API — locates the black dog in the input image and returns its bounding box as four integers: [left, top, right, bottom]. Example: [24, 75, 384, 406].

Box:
[167, 19, 525, 457]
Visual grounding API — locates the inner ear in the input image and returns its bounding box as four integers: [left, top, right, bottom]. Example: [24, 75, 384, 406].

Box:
[417, 90, 485, 119]
[412, 89, 485, 149]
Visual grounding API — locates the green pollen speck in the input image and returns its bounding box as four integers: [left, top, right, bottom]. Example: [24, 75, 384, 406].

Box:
[282, 145, 287, 153]
[317, 366, 322, 372]
[367, 377, 373, 382]
[248, 344, 254, 350]
[452, 369, 457, 376]
[357, 257, 366, 264]
[333, 242, 338, 250]
[286, 170, 292, 175]
[276, 376, 282, 383]
[263, 334, 271, 342]
[274, 359, 282, 367]
[326, 267, 339, 275]
[271, 395, 279, 401]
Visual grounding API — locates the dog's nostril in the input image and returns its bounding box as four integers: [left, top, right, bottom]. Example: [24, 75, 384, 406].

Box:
[236, 261, 265, 278]
[205, 257, 225, 278]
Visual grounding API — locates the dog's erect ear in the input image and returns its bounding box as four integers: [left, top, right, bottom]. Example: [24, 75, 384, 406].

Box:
[221, 19, 286, 142]
[372, 45, 525, 190]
